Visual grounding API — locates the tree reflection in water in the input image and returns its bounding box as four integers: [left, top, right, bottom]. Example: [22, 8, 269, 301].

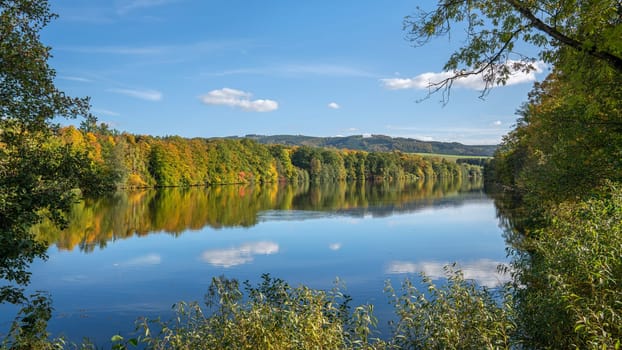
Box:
[33, 178, 483, 252]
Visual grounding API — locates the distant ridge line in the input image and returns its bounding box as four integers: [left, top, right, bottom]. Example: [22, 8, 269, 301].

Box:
[234, 134, 497, 157]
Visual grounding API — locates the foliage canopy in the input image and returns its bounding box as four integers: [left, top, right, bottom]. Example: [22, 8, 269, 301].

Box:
[405, 0, 622, 99]
[0, 0, 109, 309]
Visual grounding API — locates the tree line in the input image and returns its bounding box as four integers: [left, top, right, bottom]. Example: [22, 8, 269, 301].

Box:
[56, 125, 483, 189]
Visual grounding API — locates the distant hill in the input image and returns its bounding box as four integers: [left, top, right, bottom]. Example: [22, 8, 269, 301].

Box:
[238, 134, 497, 157]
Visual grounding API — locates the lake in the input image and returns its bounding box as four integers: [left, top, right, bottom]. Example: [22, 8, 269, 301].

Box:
[0, 179, 508, 345]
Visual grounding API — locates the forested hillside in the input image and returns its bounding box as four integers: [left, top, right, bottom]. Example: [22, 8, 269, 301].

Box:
[241, 134, 497, 156]
[57, 125, 483, 189]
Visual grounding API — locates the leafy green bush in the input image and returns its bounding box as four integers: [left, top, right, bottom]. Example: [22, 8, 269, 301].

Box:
[513, 183, 622, 349]
[3, 269, 522, 349]
[114, 274, 385, 350]
[385, 266, 514, 350]
[106, 269, 518, 350]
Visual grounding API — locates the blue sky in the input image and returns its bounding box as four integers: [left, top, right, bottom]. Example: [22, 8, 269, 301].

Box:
[44, 0, 547, 145]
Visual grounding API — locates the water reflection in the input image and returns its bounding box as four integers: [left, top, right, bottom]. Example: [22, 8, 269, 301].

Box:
[33, 178, 483, 253]
[386, 259, 510, 288]
[4, 176, 506, 346]
[328, 243, 342, 251]
[114, 254, 162, 267]
[201, 241, 280, 268]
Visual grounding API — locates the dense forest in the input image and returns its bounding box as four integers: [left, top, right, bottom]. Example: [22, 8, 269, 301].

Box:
[57, 124, 483, 189]
[241, 134, 497, 156]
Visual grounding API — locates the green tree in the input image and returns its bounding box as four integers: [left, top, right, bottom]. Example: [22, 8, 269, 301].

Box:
[407, 1, 622, 348]
[510, 184, 622, 349]
[386, 267, 515, 350]
[491, 69, 621, 211]
[269, 144, 296, 181]
[405, 0, 622, 100]
[0, 0, 98, 310]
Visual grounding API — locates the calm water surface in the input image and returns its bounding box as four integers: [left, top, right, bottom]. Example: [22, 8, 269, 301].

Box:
[1, 180, 508, 344]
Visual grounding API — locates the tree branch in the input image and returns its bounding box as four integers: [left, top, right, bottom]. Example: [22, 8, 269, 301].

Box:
[424, 27, 525, 104]
[506, 0, 622, 72]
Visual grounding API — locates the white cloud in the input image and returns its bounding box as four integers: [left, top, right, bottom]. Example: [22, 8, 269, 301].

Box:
[386, 259, 510, 288]
[493, 120, 502, 126]
[108, 88, 163, 101]
[329, 243, 342, 251]
[201, 241, 279, 268]
[117, 0, 178, 14]
[281, 64, 375, 77]
[206, 68, 266, 76]
[63, 45, 165, 55]
[381, 76, 428, 90]
[200, 88, 278, 112]
[206, 64, 375, 78]
[92, 108, 120, 117]
[381, 60, 546, 91]
[60, 40, 251, 59]
[59, 76, 93, 83]
[328, 102, 340, 109]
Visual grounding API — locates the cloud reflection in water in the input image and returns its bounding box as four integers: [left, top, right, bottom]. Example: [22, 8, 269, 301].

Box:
[328, 243, 342, 251]
[386, 259, 510, 287]
[201, 241, 279, 268]
[113, 253, 162, 267]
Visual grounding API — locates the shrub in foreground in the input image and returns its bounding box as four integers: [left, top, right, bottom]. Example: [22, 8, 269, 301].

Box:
[385, 266, 514, 350]
[107, 270, 515, 350]
[114, 274, 384, 350]
[513, 184, 622, 349]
